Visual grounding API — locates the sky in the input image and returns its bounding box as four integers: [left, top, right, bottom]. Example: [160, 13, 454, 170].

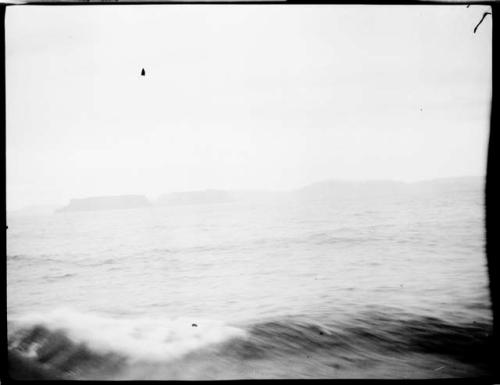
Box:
[6, 5, 492, 210]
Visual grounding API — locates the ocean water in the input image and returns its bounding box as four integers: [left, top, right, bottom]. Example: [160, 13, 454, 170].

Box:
[7, 183, 493, 379]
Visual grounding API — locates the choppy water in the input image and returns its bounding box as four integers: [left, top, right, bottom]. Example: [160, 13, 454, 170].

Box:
[7, 182, 493, 379]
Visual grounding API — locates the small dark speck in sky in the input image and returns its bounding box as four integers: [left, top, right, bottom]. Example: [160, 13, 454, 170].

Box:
[141, 68, 146, 76]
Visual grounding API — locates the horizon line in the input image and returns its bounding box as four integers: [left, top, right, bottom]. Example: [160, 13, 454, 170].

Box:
[7, 174, 485, 213]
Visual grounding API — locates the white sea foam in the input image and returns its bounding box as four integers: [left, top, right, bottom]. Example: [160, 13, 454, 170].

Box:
[9, 307, 248, 362]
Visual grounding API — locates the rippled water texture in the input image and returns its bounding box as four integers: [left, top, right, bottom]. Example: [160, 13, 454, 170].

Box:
[7, 181, 492, 379]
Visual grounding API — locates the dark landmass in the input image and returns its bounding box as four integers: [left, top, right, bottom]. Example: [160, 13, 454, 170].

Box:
[153, 176, 484, 207]
[411, 176, 485, 191]
[295, 176, 484, 201]
[156, 189, 290, 206]
[12, 176, 484, 214]
[56, 195, 151, 213]
[157, 189, 234, 206]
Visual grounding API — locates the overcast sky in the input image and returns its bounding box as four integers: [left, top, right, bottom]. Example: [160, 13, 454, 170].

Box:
[6, 5, 491, 210]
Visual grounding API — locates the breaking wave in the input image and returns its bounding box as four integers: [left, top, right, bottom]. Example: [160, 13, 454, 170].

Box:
[8, 308, 246, 379]
[7, 308, 493, 380]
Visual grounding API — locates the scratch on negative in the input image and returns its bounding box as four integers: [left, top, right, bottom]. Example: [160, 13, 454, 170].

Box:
[474, 12, 492, 34]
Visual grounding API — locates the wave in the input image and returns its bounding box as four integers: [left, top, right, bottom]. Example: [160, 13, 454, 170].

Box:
[41, 273, 76, 281]
[7, 308, 493, 379]
[220, 313, 493, 365]
[7, 254, 65, 264]
[8, 308, 247, 378]
[8, 326, 125, 379]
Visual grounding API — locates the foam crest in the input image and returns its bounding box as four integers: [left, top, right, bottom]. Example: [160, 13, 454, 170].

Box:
[9, 308, 247, 362]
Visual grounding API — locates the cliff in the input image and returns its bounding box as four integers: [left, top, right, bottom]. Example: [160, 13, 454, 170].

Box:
[156, 190, 234, 206]
[56, 195, 151, 213]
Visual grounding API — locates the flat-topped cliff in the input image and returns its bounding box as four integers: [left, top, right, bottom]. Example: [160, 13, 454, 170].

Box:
[57, 195, 151, 212]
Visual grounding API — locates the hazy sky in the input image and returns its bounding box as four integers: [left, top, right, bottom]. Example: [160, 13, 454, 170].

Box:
[6, 5, 491, 210]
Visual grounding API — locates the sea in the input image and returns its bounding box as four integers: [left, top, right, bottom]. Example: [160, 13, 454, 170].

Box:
[6, 180, 493, 379]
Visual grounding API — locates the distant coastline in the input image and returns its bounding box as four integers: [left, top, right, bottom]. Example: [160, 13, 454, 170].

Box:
[56, 195, 151, 213]
[8, 175, 485, 215]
